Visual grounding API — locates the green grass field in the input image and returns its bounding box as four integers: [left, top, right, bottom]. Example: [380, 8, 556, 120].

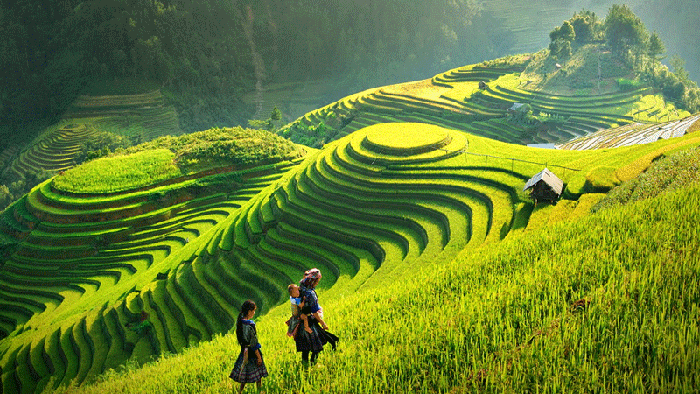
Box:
[40, 135, 700, 394]
[2, 120, 699, 393]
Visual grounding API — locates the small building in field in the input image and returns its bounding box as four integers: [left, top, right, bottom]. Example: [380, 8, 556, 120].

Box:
[508, 102, 525, 113]
[523, 168, 563, 204]
[478, 81, 487, 89]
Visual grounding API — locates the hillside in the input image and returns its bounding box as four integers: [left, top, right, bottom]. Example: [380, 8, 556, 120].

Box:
[0, 87, 187, 214]
[52, 153, 700, 393]
[280, 47, 693, 149]
[0, 128, 305, 393]
[2, 7, 700, 389]
[2, 118, 699, 392]
[30, 126, 700, 394]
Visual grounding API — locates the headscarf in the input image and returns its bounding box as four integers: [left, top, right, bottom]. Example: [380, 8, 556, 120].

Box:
[299, 268, 322, 289]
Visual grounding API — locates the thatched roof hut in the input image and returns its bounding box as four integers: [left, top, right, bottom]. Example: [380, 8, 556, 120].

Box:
[523, 168, 563, 204]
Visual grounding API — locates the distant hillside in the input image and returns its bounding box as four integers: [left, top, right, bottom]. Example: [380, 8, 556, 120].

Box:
[3, 0, 699, 142]
[0, 89, 185, 214]
[280, 50, 694, 149]
[278, 4, 700, 149]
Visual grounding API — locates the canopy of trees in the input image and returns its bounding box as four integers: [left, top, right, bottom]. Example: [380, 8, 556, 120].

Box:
[0, 0, 513, 138]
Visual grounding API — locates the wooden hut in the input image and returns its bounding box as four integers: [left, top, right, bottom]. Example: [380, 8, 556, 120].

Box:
[508, 102, 525, 114]
[523, 168, 563, 204]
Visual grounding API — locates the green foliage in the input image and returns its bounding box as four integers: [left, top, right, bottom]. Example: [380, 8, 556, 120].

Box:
[549, 20, 575, 43]
[0, 184, 11, 208]
[549, 10, 603, 60]
[641, 62, 700, 112]
[670, 55, 696, 89]
[647, 32, 665, 60]
[549, 38, 572, 59]
[74, 132, 136, 164]
[570, 10, 601, 43]
[604, 4, 649, 55]
[549, 21, 575, 59]
[616, 78, 644, 91]
[248, 107, 284, 132]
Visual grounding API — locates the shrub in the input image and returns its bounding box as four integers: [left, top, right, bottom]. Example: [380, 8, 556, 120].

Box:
[75, 132, 135, 164]
[0, 184, 11, 208]
[617, 78, 643, 91]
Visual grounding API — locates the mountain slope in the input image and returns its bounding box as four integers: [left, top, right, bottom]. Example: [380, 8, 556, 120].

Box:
[280, 50, 691, 149]
[49, 141, 700, 394]
[2, 120, 699, 392]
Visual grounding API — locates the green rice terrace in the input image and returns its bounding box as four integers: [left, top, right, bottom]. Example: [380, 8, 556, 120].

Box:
[1, 116, 700, 392]
[0, 127, 305, 393]
[2, 89, 181, 183]
[280, 48, 692, 149]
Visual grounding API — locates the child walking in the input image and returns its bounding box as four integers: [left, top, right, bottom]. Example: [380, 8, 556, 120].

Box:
[229, 300, 268, 394]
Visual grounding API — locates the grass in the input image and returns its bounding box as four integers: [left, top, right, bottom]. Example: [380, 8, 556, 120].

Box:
[47, 160, 700, 394]
[592, 146, 700, 212]
[52, 149, 182, 194]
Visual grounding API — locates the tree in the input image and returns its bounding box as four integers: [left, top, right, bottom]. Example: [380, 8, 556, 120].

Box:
[604, 4, 648, 55]
[570, 10, 600, 43]
[549, 21, 575, 43]
[647, 32, 665, 60]
[270, 106, 281, 123]
[670, 55, 694, 88]
[248, 106, 282, 132]
[549, 21, 575, 59]
[549, 39, 572, 59]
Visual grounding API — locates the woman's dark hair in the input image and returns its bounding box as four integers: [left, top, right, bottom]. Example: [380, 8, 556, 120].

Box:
[236, 299, 256, 345]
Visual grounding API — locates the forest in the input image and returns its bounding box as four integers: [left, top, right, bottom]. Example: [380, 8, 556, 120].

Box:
[0, 0, 507, 137]
[3, 0, 698, 144]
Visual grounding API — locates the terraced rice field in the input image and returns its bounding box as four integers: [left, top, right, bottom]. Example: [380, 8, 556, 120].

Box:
[557, 114, 700, 150]
[5, 124, 97, 178]
[3, 119, 700, 392]
[282, 59, 688, 148]
[0, 145, 19, 167]
[0, 160, 299, 393]
[65, 90, 181, 141]
[4, 90, 182, 184]
[2, 123, 539, 392]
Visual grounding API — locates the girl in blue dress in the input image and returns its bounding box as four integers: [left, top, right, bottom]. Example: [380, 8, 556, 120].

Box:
[230, 300, 268, 393]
